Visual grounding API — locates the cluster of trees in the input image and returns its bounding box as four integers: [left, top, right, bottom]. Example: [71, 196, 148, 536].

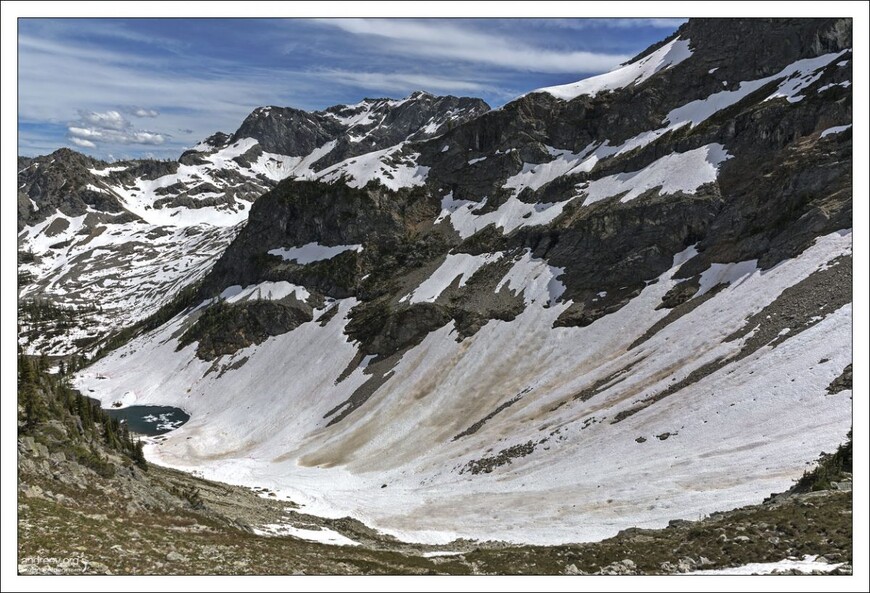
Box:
[19, 298, 100, 324]
[17, 353, 146, 470]
[93, 280, 203, 363]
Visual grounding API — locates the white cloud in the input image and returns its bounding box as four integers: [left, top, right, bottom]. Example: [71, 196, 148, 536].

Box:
[69, 137, 96, 149]
[67, 112, 166, 147]
[68, 126, 104, 139]
[78, 109, 127, 130]
[316, 19, 631, 74]
[131, 107, 159, 118]
[18, 33, 322, 156]
[127, 131, 165, 145]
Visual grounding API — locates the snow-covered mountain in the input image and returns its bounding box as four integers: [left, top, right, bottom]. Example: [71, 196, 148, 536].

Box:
[17, 93, 489, 355]
[43, 18, 854, 545]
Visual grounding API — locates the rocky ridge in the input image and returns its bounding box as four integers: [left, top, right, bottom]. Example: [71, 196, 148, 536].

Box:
[17, 93, 489, 356]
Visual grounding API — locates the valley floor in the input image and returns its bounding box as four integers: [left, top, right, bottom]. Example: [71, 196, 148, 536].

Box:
[18, 450, 852, 576]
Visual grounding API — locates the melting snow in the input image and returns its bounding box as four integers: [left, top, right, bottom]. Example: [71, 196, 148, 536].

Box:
[88, 166, 128, 177]
[534, 37, 693, 101]
[820, 124, 851, 138]
[220, 281, 311, 304]
[402, 252, 504, 304]
[817, 80, 851, 92]
[666, 51, 847, 127]
[688, 555, 843, 575]
[697, 260, 759, 296]
[71, 230, 854, 545]
[496, 250, 566, 306]
[582, 143, 730, 205]
[504, 145, 595, 195]
[437, 194, 575, 239]
[316, 145, 430, 191]
[253, 523, 360, 546]
[267, 242, 363, 264]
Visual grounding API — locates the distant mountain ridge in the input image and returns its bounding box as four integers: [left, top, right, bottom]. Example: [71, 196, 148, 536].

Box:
[17, 92, 489, 355]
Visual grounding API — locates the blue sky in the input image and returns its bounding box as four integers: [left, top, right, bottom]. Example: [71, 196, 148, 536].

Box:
[18, 18, 684, 160]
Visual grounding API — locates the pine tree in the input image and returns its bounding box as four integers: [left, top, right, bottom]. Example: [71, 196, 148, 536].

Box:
[18, 355, 34, 387]
[133, 440, 147, 470]
[20, 385, 47, 432]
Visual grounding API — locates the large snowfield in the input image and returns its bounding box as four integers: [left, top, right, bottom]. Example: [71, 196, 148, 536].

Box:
[76, 230, 852, 545]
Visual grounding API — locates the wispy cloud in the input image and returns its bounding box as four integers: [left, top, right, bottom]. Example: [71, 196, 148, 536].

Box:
[69, 137, 96, 149]
[316, 70, 493, 95]
[18, 18, 682, 158]
[131, 107, 160, 118]
[316, 19, 631, 74]
[547, 18, 688, 30]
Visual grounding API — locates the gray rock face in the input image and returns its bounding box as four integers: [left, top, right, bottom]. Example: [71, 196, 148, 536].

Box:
[230, 93, 490, 168]
[17, 149, 132, 230]
[195, 17, 850, 351]
[231, 105, 345, 157]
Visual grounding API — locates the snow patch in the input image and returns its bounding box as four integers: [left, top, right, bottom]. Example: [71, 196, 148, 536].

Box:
[820, 124, 851, 138]
[504, 145, 595, 195]
[535, 37, 693, 101]
[267, 242, 363, 264]
[666, 51, 846, 127]
[496, 250, 566, 306]
[818, 80, 851, 92]
[697, 260, 759, 296]
[437, 193, 575, 239]
[317, 145, 430, 191]
[582, 144, 730, 205]
[402, 252, 504, 304]
[88, 166, 127, 177]
[221, 281, 311, 304]
[253, 523, 360, 546]
[689, 555, 843, 575]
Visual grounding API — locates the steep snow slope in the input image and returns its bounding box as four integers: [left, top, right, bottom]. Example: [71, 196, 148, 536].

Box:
[534, 36, 693, 100]
[76, 230, 852, 544]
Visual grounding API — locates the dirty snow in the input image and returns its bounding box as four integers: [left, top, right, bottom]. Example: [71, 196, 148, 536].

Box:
[76, 230, 852, 545]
